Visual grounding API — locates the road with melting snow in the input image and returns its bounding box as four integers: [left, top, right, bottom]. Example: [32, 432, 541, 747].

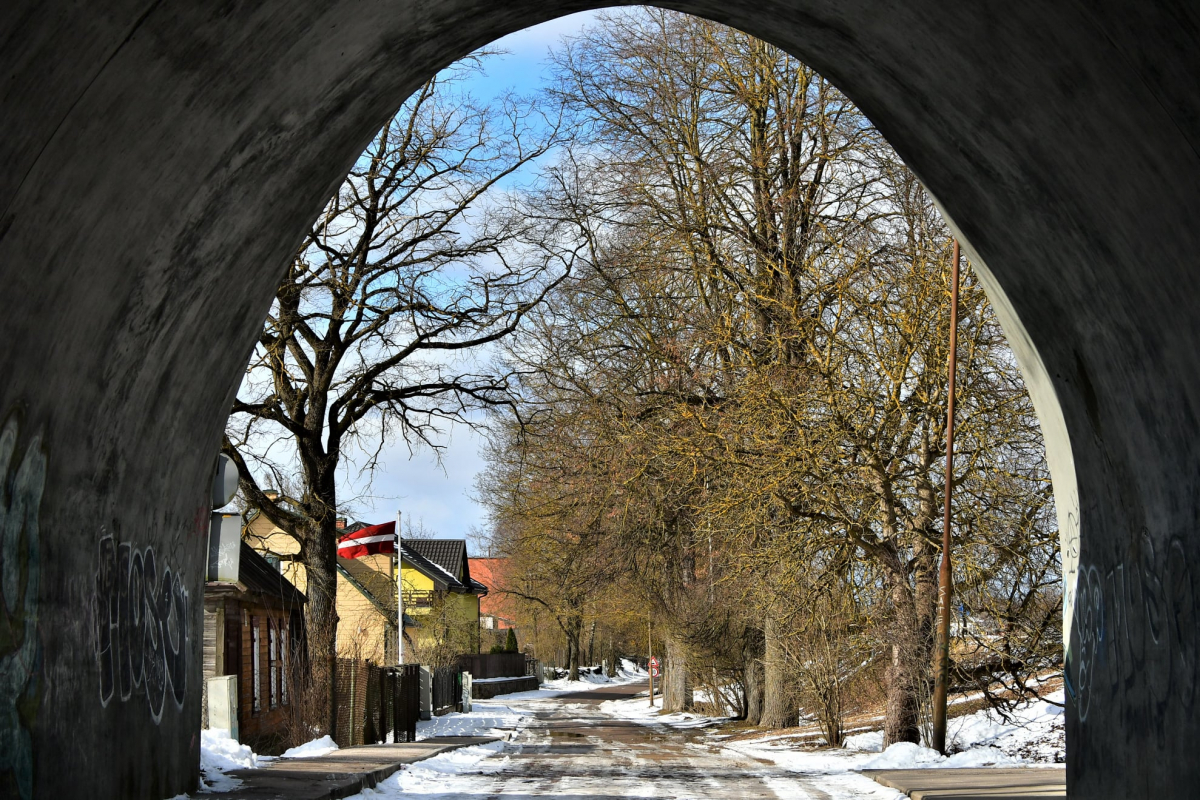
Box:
[412, 682, 894, 800]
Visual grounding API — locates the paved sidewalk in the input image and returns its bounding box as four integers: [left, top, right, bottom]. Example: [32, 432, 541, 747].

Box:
[863, 767, 1065, 799]
[205, 735, 498, 800]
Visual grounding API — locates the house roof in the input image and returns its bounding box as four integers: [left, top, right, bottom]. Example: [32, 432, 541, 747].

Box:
[400, 544, 459, 591]
[404, 539, 486, 596]
[233, 542, 307, 607]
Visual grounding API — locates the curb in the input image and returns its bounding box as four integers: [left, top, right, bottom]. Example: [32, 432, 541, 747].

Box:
[206, 736, 500, 799]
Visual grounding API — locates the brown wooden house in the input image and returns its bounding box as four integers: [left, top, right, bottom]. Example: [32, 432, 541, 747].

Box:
[203, 541, 306, 753]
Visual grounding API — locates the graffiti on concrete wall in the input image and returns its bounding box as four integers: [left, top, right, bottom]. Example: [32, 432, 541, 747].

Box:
[93, 533, 189, 723]
[0, 417, 47, 800]
[1071, 528, 1196, 722]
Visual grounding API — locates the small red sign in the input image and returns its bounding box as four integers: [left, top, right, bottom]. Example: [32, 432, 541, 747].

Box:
[649, 656, 661, 678]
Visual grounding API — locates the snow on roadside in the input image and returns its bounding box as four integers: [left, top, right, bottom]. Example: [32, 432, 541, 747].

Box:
[598, 694, 727, 730]
[943, 690, 1065, 763]
[197, 729, 259, 793]
[280, 735, 338, 758]
[592, 681, 1064, 797]
[535, 657, 648, 693]
[353, 742, 510, 798]
[416, 698, 529, 740]
[416, 660, 646, 740]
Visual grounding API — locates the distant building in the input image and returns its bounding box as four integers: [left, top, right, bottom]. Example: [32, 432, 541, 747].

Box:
[241, 506, 485, 665]
[469, 557, 519, 647]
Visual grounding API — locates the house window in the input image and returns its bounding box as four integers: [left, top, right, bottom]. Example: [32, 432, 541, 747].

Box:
[268, 620, 278, 709]
[251, 616, 262, 713]
[280, 625, 289, 705]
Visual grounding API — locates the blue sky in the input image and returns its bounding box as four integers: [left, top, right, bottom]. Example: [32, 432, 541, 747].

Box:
[347, 11, 602, 541]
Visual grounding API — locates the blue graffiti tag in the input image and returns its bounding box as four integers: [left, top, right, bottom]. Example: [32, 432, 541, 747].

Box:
[0, 417, 47, 800]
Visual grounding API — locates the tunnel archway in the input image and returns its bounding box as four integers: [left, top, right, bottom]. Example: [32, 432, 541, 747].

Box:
[2, 1, 1197, 797]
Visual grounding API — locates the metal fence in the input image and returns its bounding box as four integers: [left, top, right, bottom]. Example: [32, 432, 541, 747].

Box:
[432, 666, 462, 716]
[334, 659, 420, 746]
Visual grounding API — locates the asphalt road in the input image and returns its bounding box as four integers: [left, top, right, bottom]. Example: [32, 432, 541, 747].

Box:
[464, 682, 849, 799]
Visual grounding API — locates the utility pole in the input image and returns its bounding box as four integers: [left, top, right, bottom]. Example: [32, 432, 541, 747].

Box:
[931, 239, 961, 754]
[396, 510, 404, 665]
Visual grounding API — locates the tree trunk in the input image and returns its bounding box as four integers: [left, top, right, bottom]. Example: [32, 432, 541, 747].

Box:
[883, 544, 938, 746]
[586, 619, 597, 668]
[742, 627, 764, 723]
[663, 636, 693, 712]
[566, 617, 582, 680]
[760, 614, 791, 728]
[302, 526, 340, 737]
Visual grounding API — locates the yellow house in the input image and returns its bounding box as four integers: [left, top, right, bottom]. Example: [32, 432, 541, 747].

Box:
[398, 539, 487, 664]
[242, 507, 484, 665]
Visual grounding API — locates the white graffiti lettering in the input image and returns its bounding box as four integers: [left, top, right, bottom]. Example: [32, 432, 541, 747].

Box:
[93, 534, 189, 722]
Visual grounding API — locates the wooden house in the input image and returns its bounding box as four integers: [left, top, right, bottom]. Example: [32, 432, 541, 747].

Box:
[203, 541, 306, 753]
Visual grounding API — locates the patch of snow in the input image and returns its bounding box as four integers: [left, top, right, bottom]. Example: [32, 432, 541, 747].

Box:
[843, 730, 884, 752]
[197, 729, 258, 793]
[350, 741, 508, 798]
[597, 694, 728, 729]
[860, 742, 952, 769]
[618, 658, 647, 678]
[942, 691, 1065, 763]
[416, 698, 527, 740]
[858, 742, 1022, 770]
[715, 689, 1064, 783]
[280, 735, 338, 759]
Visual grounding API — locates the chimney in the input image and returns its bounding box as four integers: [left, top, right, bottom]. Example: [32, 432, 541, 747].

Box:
[264, 489, 279, 501]
[336, 517, 347, 529]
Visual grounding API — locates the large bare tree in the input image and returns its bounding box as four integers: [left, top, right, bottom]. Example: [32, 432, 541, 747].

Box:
[224, 59, 571, 734]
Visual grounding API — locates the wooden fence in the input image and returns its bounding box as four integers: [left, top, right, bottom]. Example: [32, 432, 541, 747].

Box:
[334, 659, 420, 746]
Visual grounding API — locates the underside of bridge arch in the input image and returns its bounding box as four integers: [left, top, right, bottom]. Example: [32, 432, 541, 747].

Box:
[1, 1, 1198, 797]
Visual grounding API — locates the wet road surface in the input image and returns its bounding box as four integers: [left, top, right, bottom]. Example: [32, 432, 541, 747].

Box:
[462, 682, 846, 799]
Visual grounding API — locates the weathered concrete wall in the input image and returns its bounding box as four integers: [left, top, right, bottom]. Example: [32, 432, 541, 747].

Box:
[1, 1, 1198, 797]
[472, 676, 540, 700]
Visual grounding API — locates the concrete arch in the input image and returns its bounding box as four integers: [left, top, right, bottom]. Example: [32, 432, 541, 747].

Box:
[1, 1, 1196, 797]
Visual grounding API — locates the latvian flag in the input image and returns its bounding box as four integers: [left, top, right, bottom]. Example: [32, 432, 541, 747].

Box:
[337, 521, 396, 559]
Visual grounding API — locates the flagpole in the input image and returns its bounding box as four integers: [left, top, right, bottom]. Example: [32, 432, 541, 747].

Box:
[403, 510, 408, 666]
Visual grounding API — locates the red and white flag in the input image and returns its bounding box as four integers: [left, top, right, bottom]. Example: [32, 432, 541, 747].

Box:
[336, 521, 396, 559]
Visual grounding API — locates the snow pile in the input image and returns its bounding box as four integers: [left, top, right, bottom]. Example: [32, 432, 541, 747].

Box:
[725, 690, 1064, 776]
[539, 662, 646, 693]
[843, 730, 884, 752]
[281, 735, 338, 759]
[943, 691, 1065, 762]
[198, 729, 258, 792]
[355, 742, 509, 798]
[859, 742, 1017, 770]
[617, 658, 648, 679]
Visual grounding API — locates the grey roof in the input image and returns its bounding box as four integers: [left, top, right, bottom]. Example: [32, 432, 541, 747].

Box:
[399, 544, 460, 591]
[403, 539, 486, 596]
[238, 542, 306, 607]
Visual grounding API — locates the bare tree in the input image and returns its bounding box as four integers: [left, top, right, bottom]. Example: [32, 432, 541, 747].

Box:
[224, 59, 571, 734]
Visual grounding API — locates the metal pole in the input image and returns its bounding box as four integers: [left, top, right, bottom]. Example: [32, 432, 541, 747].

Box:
[931, 239, 961, 754]
[648, 616, 654, 707]
[396, 511, 403, 666]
